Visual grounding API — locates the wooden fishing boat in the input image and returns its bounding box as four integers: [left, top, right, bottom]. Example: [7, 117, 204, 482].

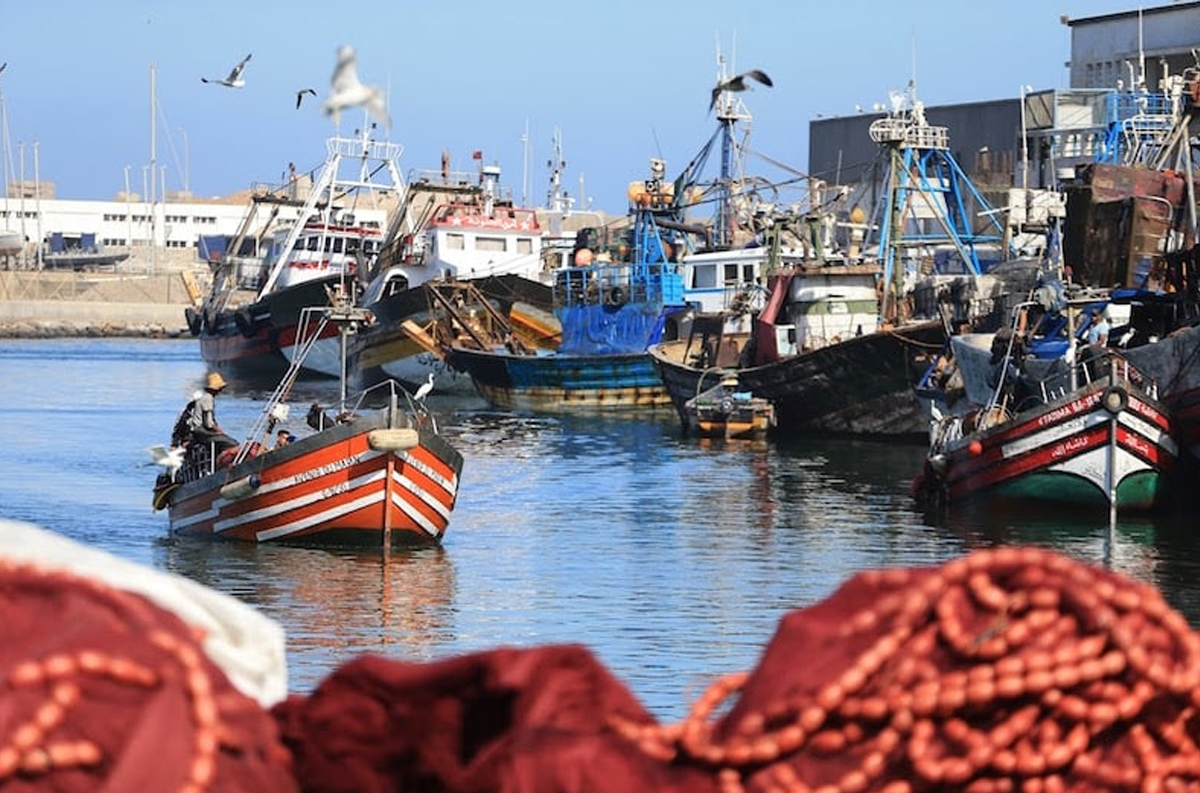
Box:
[444, 155, 698, 412]
[153, 294, 463, 548]
[914, 300, 1177, 515]
[682, 373, 775, 440]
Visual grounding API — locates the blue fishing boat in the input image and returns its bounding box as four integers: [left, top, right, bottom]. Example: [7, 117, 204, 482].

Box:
[446, 161, 692, 412]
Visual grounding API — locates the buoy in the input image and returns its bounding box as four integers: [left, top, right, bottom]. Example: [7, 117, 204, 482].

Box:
[574, 248, 594, 266]
[968, 439, 984, 456]
[368, 428, 420, 451]
[219, 474, 261, 500]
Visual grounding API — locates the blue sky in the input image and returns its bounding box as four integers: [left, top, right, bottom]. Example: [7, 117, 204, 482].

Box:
[2, 1, 1141, 214]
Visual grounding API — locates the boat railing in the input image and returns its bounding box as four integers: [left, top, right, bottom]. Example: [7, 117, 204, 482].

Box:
[552, 261, 684, 310]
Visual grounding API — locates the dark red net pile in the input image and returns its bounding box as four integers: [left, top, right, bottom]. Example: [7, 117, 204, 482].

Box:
[0, 558, 297, 793]
[7, 546, 1200, 793]
[275, 546, 1200, 793]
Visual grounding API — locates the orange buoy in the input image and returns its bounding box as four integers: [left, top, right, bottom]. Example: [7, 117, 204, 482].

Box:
[968, 439, 984, 456]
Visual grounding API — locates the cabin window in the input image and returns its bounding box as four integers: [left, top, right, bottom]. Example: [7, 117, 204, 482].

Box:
[692, 266, 717, 289]
[477, 236, 506, 253]
[446, 233, 465, 250]
[723, 264, 740, 284]
[364, 240, 378, 254]
[516, 238, 533, 255]
[305, 236, 319, 252]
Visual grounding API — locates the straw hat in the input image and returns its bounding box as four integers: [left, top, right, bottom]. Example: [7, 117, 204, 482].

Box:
[206, 372, 228, 392]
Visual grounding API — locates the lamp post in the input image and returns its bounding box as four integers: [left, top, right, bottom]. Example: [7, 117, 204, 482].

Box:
[123, 165, 132, 250]
[177, 127, 189, 195]
[1019, 85, 1033, 193]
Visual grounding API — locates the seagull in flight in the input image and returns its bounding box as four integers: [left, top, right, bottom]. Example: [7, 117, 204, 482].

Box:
[202, 53, 252, 88]
[295, 87, 317, 109]
[323, 45, 390, 129]
[709, 68, 773, 111]
[413, 373, 435, 401]
[145, 444, 186, 480]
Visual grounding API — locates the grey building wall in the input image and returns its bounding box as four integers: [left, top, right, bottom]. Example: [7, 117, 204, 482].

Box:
[807, 100, 1021, 190]
[1067, 2, 1200, 90]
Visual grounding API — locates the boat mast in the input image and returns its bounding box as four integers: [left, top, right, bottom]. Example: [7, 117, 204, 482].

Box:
[869, 87, 1008, 321]
[711, 49, 752, 249]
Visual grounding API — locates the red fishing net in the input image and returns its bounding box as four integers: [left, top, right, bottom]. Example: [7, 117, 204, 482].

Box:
[8, 545, 1200, 793]
[275, 546, 1200, 793]
[0, 558, 297, 793]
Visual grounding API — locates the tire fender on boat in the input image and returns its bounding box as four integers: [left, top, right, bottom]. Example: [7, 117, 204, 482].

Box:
[606, 286, 627, 307]
[235, 308, 255, 337]
[368, 428, 420, 451]
[184, 307, 202, 336]
[202, 306, 219, 333]
[1102, 385, 1128, 414]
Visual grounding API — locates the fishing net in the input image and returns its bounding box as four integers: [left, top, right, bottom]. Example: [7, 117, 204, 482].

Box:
[0, 558, 297, 793]
[275, 546, 1200, 793]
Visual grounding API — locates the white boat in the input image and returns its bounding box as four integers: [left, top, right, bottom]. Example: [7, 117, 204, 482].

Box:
[348, 156, 554, 394]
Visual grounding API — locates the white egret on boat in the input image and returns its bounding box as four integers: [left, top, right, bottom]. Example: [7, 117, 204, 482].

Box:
[413, 373, 435, 402]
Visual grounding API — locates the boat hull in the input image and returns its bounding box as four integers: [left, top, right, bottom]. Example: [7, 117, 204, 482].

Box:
[448, 346, 670, 412]
[651, 319, 946, 438]
[157, 411, 463, 547]
[351, 276, 554, 394]
[195, 275, 347, 379]
[917, 381, 1176, 513]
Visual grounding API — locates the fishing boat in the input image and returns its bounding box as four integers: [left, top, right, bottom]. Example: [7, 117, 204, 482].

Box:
[1055, 67, 1200, 465]
[152, 288, 464, 547]
[681, 372, 775, 440]
[650, 90, 1046, 440]
[347, 151, 561, 395]
[913, 298, 1177, 515]
[188, 130, 406, 379]
[445, 157, 694, 412]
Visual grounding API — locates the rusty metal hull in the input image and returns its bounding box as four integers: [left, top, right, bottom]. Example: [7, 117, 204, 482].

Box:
[650, 320, 946, 439]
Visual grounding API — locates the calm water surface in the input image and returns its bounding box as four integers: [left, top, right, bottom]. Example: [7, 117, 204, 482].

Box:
[2, 338, 1200, 721]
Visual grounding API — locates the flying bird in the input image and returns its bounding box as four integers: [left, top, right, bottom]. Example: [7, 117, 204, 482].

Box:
[145, 444, 186, 480]
[709, 68, 773, 111]
[323, 45, 390, 129]
[201, 53, 252, 88]
[295, 87, 317, 109]
[413, 373, 435, 402]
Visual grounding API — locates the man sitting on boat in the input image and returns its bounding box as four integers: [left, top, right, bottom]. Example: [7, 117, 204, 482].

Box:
[171, 372, 240, 474]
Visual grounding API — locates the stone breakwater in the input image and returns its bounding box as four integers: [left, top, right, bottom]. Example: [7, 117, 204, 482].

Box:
[0, 270, 196, 339]
[0, 318, 191, 339]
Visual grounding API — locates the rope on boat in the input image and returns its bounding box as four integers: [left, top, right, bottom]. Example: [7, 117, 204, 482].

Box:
[610, 546, 1200, 793]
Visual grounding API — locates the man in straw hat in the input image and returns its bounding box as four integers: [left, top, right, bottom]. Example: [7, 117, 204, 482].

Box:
[181, 371, 238, 456]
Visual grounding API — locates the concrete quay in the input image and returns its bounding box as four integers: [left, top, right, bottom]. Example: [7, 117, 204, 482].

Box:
[0, 266, 198, 339]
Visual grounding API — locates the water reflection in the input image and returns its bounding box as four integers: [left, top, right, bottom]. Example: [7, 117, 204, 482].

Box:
[156, 537, 457, 691]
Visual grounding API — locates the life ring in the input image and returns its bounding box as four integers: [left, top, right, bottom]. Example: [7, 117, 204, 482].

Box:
[234, 308, 255, 337]
[606, 286, 627, 307]
[1102, 385, 1128, 414]
[184, 307, 202, 336]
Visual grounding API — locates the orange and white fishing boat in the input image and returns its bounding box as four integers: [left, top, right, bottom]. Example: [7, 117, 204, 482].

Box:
[152, 294, 463, 547]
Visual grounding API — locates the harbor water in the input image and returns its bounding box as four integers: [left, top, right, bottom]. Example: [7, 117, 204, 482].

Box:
[3, 337, 1200, 721]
